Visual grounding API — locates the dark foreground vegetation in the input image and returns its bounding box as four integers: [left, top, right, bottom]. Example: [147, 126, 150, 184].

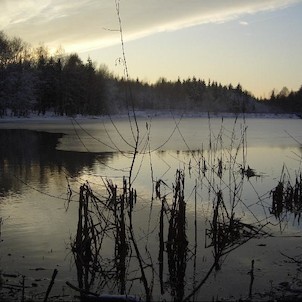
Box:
[1, 31, 301, 117]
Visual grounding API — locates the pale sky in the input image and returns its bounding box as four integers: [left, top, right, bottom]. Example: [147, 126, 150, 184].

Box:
[1, 0, 302, 98]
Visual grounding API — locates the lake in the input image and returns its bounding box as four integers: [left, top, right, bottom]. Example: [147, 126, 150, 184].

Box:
[0, 114, 302, 301]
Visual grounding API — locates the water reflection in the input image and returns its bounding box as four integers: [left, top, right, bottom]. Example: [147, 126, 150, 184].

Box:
[0, 118, 302, 301]
[0, 129, 114, 197]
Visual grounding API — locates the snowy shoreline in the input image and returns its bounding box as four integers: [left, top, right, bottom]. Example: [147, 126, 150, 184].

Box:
[0, 110, 301, 123]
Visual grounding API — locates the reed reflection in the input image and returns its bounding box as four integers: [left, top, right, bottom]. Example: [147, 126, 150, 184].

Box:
[270, 168, 302, 225]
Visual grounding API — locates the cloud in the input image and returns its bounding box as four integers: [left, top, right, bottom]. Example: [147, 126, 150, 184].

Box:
[239, 21, 249, 26]
[0, 0, 50, 28]
[1, 0, 300, 53]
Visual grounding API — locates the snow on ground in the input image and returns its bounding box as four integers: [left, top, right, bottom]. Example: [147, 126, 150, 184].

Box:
[0, 110, 300, 123]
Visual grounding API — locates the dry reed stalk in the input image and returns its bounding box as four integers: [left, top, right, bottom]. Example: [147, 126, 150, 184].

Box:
[166, 170, 188, 302]
[248, 259, 255, 298]
[115, 178, 127, 294]
[43, 269, 58, 302]
[158, 196, 165, 295]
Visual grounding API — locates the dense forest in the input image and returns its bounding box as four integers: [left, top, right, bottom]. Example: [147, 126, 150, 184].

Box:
[0, 31, 301, 117]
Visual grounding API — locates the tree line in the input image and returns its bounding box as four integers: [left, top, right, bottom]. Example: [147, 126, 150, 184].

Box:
[1, 31, 301, 117]
[262, 86, 302, 114]
[0, 31, 109, 116]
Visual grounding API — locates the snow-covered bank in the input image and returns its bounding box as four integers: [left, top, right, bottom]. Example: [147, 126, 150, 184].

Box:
[131, 110, 302, 119]
[0, 110, 301, 123]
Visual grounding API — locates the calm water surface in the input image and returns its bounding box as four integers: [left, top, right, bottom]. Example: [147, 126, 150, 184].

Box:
[0, 115, 302, 301]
